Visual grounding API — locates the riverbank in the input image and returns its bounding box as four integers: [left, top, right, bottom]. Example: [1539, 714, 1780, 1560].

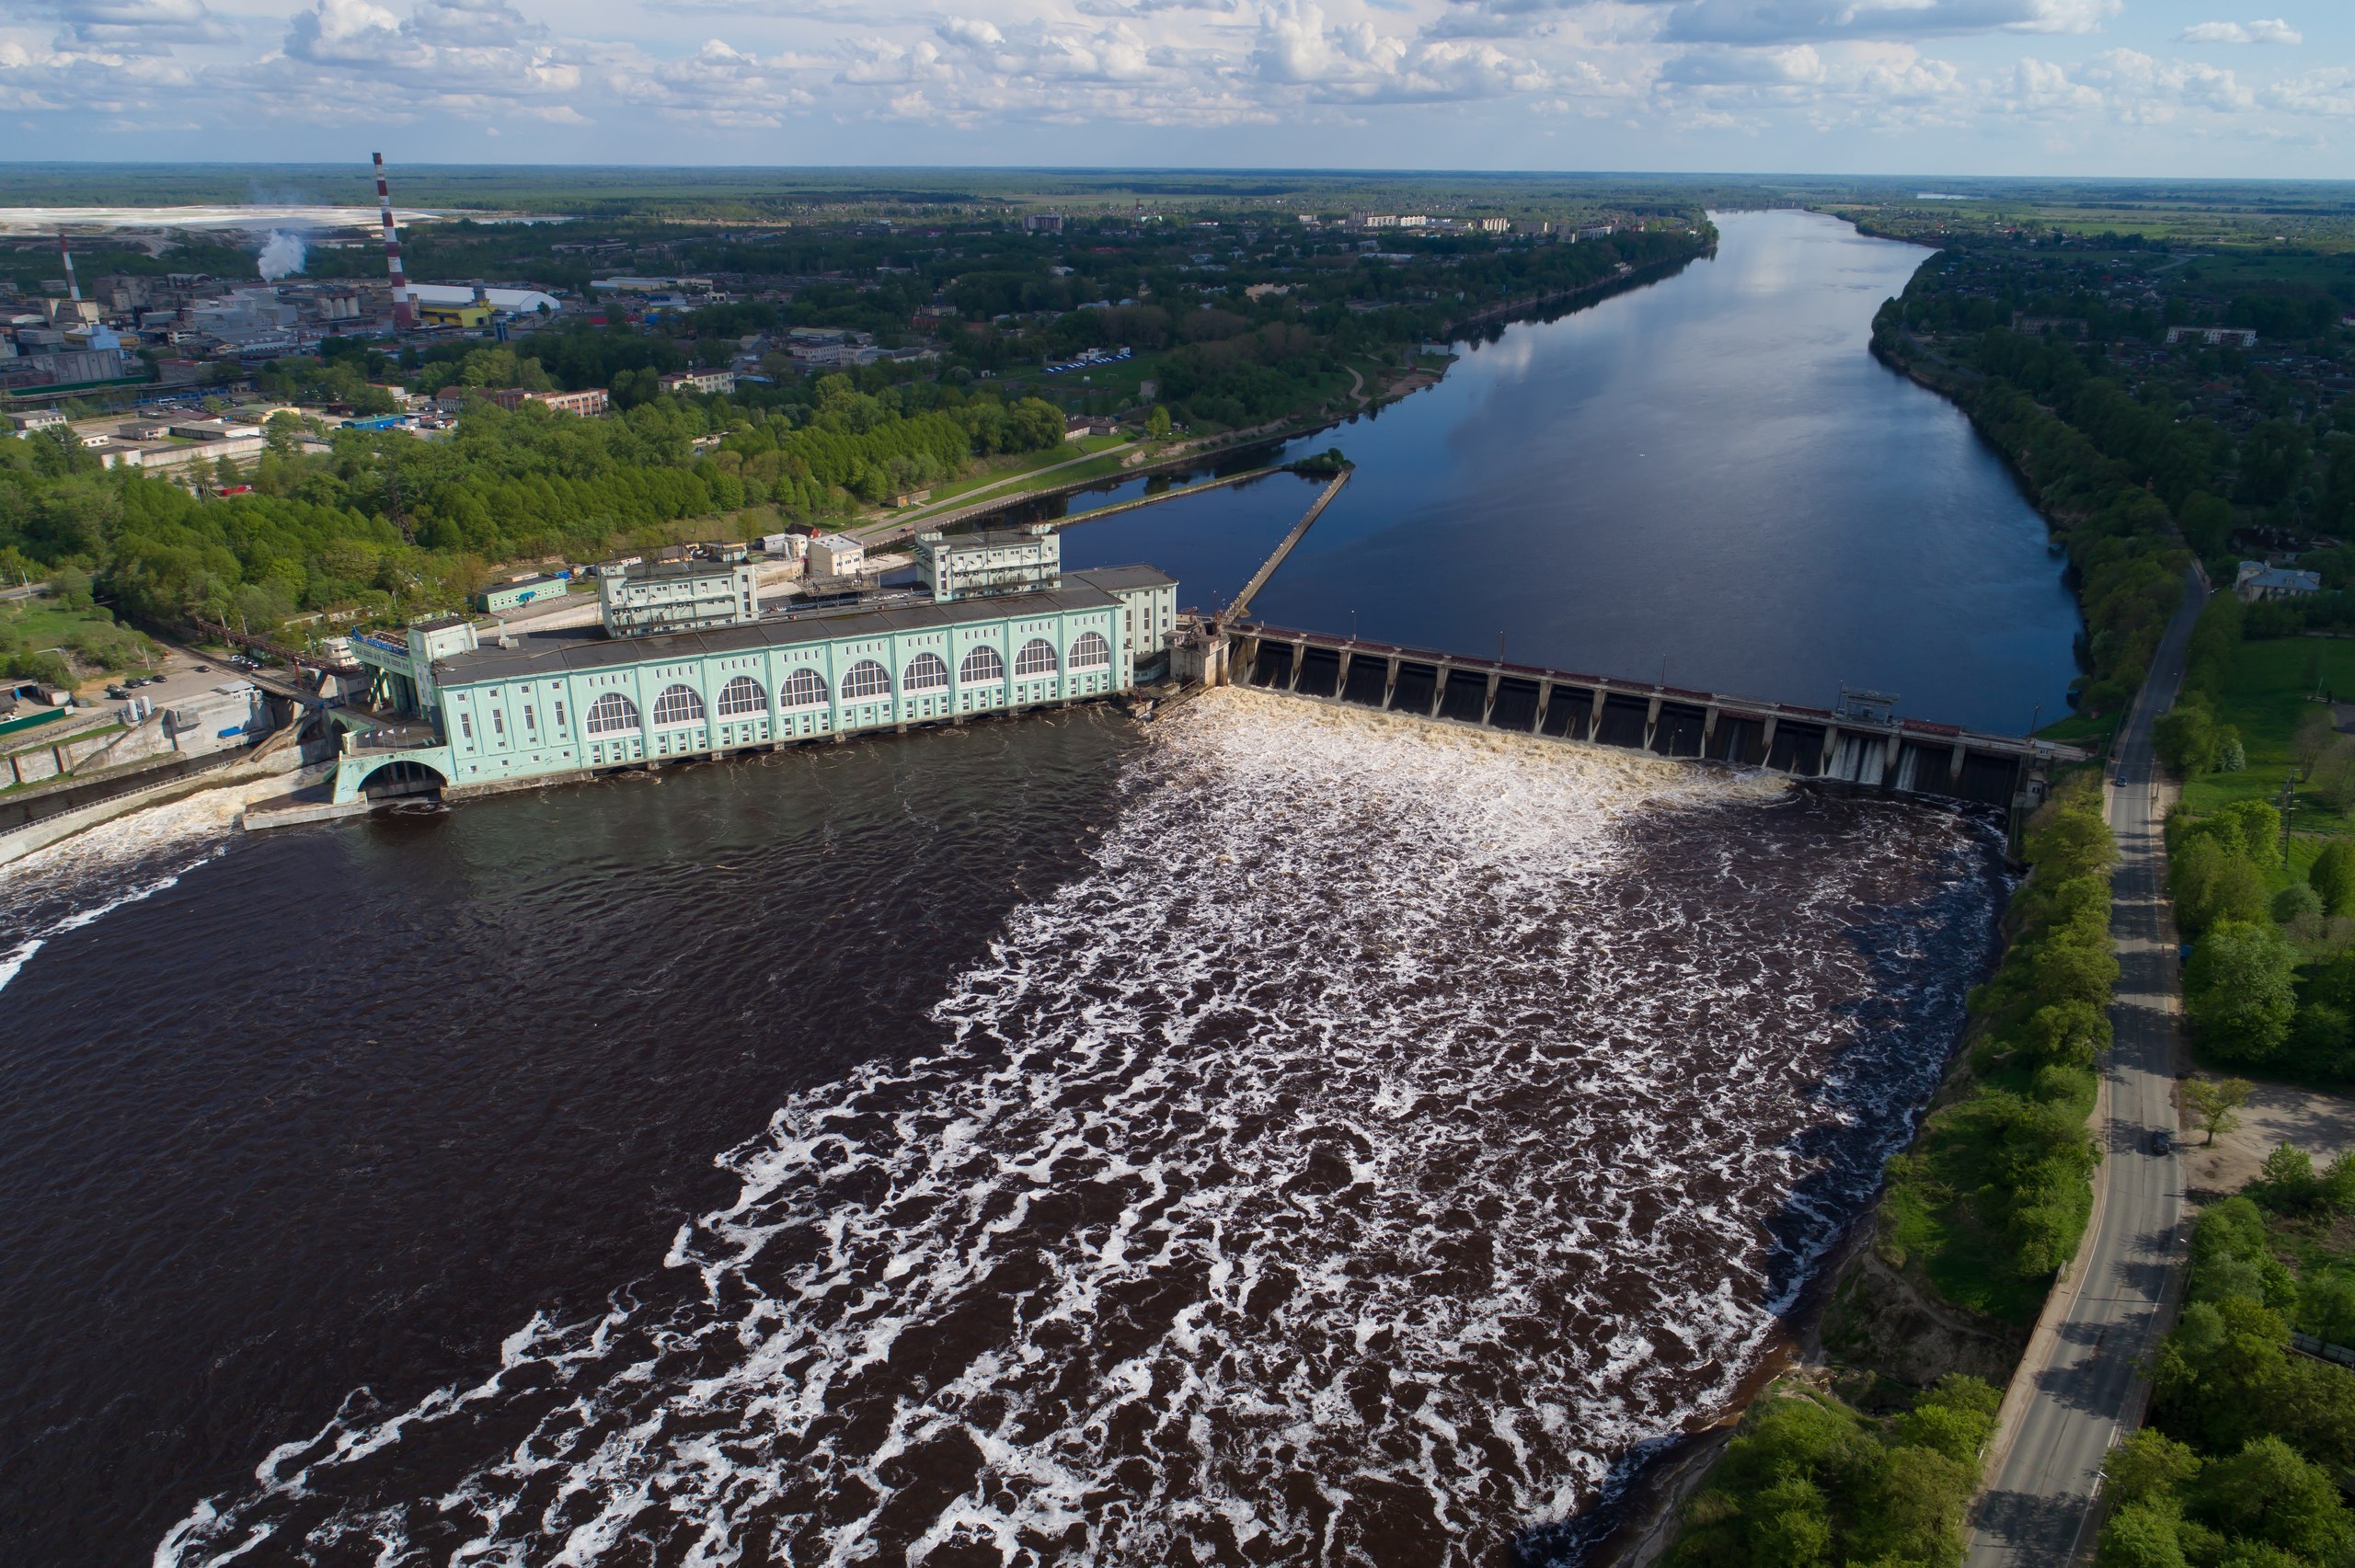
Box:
[1591, 773, 2115, 1566]
[850, 247, 1712, 548]
[1606, 267, 2179, 1564]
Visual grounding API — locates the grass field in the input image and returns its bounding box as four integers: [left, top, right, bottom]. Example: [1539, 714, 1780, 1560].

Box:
[2034, 709, 2120, 748]
[2182, 635, 2355, 894]
[1008, 351, 1169, 407]
[0, 598, 165, 688]
[889, 435, 1139, 523]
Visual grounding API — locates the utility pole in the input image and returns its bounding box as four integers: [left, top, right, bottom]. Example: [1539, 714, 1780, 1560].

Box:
[2283, 773, 2297, 872]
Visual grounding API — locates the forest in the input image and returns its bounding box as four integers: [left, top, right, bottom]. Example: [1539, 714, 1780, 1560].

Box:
[2098, 1181, 2355, 1567]
[0, 368, 1069, 655]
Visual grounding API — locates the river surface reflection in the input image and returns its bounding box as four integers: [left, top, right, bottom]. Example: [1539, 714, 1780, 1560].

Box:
[1053, 210, 2080, 735]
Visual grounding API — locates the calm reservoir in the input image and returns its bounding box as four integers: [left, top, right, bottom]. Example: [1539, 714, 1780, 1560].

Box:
[1052, 209, 2079, 735]
[0, 210, 2076, 1567]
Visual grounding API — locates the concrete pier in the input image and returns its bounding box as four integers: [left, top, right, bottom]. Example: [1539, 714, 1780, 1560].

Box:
[1225, 470, 1353, 621]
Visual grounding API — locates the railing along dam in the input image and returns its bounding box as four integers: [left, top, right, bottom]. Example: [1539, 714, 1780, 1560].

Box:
[1213, 621, 2085, 813]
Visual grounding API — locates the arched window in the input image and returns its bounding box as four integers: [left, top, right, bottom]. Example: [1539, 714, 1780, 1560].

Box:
[959, 645, 1005, 684]
[652, 684, 706, 727]
[781, 668, 828, 708]
[903, 652, 950, 692]
[716, 675, 766, 716]
[1068, 632, 1111, 670]
[583, 692, 640, 735]
[841, 660, 891, 701]
[1014, 638, 1059, 678]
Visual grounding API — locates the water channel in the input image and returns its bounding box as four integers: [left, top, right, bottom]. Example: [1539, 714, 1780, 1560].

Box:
[0, 211, 2079, 1567]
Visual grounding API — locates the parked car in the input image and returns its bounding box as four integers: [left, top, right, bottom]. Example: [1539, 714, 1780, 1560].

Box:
[2151, 1128, 2174, 1156]
[106, 684, 128, 700]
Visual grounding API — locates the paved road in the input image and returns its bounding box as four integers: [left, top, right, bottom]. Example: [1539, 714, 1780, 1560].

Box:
[1966, 570, 2205, 1565]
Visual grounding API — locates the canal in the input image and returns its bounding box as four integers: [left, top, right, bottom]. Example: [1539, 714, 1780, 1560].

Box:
[0, 210, 2071, 1568]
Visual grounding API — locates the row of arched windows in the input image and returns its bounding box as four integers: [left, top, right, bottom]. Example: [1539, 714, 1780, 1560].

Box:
[567, 635, 1114, 737]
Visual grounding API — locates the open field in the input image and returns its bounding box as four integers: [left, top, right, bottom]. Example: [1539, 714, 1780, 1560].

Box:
[2182, 636, 2355, 890]
[0, 599, 166, 690]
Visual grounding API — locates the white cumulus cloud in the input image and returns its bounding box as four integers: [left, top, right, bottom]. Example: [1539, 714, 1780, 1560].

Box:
[2175, 18, 2302, 44]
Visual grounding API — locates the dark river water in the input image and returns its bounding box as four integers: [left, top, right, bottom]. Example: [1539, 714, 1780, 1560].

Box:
[0, 211, 2070, 1567]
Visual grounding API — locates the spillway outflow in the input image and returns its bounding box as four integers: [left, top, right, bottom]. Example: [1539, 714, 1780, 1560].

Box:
[155, 689, 2002, 1566]
[0, 773, 302, 996]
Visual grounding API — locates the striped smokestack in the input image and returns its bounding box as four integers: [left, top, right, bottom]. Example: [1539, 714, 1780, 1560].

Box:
[57, 234, 81, 303]
[373, 151, 416, 331]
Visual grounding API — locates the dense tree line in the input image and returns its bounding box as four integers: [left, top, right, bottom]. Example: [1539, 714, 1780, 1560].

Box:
[2100, 1185, 2355, 1567]
[1668, 1375, 2001, 1567]
[1874, 309, 2200, 718]
[1879, 775, 2116, 1309]
[2154, 597, 2355, 1081]
[0, 371, 1069, 635]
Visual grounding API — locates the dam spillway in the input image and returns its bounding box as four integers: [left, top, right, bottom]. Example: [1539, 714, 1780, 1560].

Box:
[1217, 619, 2082, 815]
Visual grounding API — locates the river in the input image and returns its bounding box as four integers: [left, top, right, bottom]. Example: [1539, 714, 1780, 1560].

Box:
[0, 211, 2074, 1567]
[1044, 210, 2079, 735]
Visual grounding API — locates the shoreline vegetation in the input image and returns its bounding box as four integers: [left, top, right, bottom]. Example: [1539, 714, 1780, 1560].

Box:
[1647, 190, 2355, 1565]
[22, 174, 2355, 1559]
[1, 212, 1710, 683]
[1637, 777, 2117, 1568]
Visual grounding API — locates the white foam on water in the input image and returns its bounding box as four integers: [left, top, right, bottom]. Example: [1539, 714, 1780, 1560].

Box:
[0, 780, 286, 994]
[155, 690, 1998, 1565]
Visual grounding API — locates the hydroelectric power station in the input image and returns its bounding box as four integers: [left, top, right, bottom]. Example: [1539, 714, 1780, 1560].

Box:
[270, 469, 2078, 828]
[321, 527, 1178, 810]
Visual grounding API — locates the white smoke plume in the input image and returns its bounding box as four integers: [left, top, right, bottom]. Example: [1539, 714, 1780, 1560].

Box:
[256, 230, 307, 281]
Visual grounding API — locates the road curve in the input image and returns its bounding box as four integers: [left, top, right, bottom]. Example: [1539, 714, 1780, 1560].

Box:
[1965, 569, 2205, 1565]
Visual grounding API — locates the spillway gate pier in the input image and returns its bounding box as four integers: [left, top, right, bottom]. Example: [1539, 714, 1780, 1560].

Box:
[1178, 619, 2087, 821]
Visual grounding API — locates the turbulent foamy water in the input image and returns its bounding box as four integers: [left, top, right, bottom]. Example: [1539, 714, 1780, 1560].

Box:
[0, 769, 327, 996]
[153, 690, 1998, 1566]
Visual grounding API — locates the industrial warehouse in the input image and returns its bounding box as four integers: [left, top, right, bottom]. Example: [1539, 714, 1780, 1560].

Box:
[327, 526, 1178, 808]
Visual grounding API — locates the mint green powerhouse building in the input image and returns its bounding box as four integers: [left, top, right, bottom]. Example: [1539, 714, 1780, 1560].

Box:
[332, 564, 1175, 805]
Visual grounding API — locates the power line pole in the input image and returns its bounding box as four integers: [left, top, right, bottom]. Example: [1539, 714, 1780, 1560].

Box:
[2283, 772, 2297, 873]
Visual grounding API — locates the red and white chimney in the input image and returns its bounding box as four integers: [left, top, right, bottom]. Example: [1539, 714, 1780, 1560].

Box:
[373, 152, 416, 331]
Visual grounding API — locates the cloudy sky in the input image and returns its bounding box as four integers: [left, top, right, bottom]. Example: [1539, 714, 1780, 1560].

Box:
[0, 0, 2348, 174]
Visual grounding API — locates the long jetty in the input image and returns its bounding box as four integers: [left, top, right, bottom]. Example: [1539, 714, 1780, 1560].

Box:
[1200, 619, 2085, 816]
[1226, 470, 1352, 619]
[867, 455, 1296, 547]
